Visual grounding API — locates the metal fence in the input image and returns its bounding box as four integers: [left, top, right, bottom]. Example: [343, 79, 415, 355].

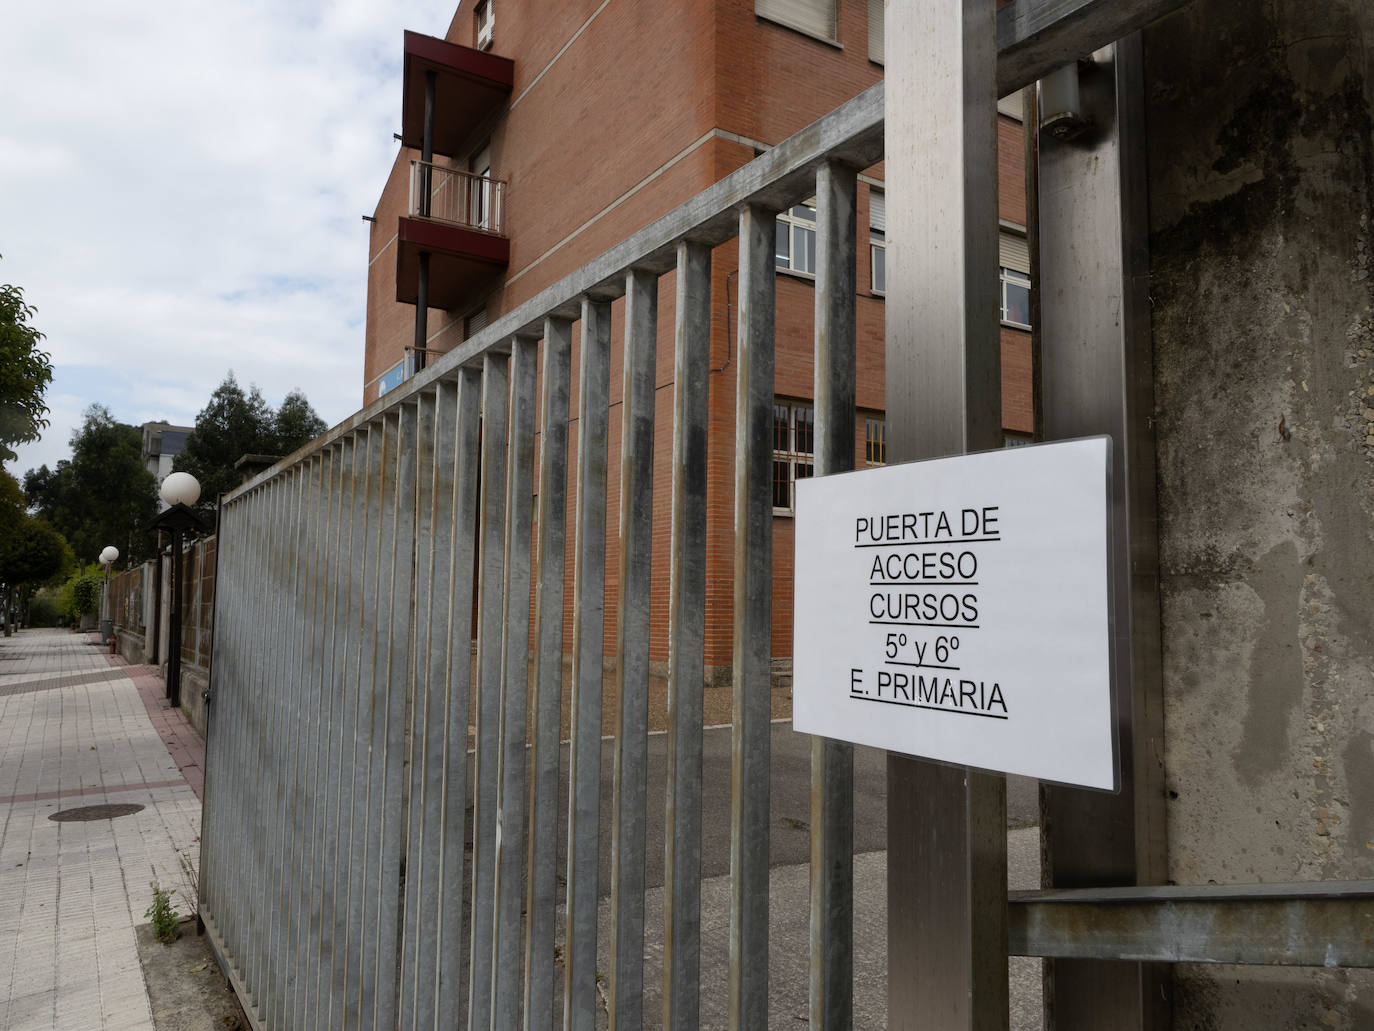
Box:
[201, 79, 884, 1031]
[409, 160, 506, 236]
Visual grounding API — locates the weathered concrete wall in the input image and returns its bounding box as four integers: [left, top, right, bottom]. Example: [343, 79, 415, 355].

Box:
[1145, 0, 1374, 1023]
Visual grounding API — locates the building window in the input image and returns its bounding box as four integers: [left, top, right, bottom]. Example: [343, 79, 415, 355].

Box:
[868, 0, 883, 63]
[475, 0, 494, 49]
[999, 229, 1031, 329]
[865, 417, 886, 466]
[776, 201, 817, 276]
[1000, 268, 1031, 329]
[772, 402, 814, 513]
[869, 188, 885, 294]
[757, 0, 837, 43]
[378, 359, 409, 397]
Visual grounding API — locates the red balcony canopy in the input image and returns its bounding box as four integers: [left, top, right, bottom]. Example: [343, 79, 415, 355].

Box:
[395, 217, 509, 310]
[401, 31, 514, 158]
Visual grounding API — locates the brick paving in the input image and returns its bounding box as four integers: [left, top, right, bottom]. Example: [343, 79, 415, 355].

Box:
[0, 629, 203, 1031]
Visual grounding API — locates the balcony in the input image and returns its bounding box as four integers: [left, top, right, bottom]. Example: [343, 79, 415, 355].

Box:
[400, 31, 513, 158]
[396, 161, 510, 309]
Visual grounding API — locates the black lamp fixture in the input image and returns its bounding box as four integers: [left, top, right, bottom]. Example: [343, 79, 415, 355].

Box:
[151, 472, 210, 709]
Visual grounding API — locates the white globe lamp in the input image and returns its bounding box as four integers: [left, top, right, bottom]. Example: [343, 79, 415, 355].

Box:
[160, 472, 201, 509]
[99, 545, 119, 567]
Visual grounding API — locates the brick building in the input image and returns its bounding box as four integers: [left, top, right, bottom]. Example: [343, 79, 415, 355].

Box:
[361, 0, 1032, 686]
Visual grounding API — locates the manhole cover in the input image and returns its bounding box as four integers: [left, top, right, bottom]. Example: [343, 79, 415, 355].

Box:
[49, 803, 145, 822]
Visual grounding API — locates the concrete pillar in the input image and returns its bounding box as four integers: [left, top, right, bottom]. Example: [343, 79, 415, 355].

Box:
[1145, 0, 1374, 1024]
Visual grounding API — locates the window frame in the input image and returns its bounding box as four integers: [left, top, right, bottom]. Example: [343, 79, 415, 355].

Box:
[475, 0, 494, 50]
[869, 187, 886, 295]
[865, 416, 886, 466]
[772, 401, 814, 515]
[775, 200, 818, 279]
[1000, 266, 1031, 330]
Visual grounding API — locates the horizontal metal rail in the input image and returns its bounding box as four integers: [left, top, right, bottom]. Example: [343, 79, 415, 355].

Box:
[1010, 882, 1374, 967]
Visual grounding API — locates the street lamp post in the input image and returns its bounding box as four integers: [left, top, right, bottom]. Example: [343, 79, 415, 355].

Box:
[99, 546, 119, 646]
[151, 472, 208, 710]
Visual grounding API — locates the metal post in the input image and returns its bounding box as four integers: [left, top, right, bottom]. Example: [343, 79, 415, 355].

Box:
[609, 267, 658, 1030]
[414, 68, 436, 374]
[1037, 37, 1168, 1030]
[810, 158, 857, 1030]
[663, 240, 711, 1031]
[565, 298, 611, 1031]
[885, 0, 1008, 1027]
[730, 203, 775, 1030]
[168, 525, 183, 708]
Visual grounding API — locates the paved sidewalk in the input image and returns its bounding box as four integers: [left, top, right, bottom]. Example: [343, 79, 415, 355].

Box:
[0, 629, 203, 1031]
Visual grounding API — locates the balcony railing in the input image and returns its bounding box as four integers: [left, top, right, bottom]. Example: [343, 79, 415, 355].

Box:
[408, 160, 506, 236]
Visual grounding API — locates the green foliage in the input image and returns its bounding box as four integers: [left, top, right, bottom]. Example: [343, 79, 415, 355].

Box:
[70, 572, 101, 617]
[144, 883, 181, 944]
[272, 388, 327, 454]
[0, 264, 54, 464]
[0, 516, 73, 589]
[25, 589, 60, 627]
[23, 405, 157, 564]
[174, 373, 327, 521]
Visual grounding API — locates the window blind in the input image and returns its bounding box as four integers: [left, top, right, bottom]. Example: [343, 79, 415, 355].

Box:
[757, 0, 836, 42]
[999, 231, 1030, 274]
[869, 188, 885, 232]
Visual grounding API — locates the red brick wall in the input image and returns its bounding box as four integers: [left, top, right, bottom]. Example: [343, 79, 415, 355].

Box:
[365, 1, 1036, 670]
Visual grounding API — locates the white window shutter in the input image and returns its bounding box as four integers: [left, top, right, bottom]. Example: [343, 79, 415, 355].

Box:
[997, 89, 1024, 121]
[757, 0, 836, 42]
[869, 188, 885, 232]
[999, 230, 1030, 274]
[868, 0, 884, 64]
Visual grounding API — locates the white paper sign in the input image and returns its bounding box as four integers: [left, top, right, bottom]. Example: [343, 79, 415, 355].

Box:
[792, 436, 1117, 790]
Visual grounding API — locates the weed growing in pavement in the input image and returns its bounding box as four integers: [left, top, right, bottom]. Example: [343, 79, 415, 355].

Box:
[146, 882, 181, 943]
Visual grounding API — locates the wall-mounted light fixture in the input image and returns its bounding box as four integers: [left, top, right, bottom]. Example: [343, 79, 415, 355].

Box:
[1039, 62, 1090, 142]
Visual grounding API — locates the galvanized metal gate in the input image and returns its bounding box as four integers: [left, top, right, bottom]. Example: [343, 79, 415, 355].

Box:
[200, 75, 888, 1030]
[198, 2, 1374, 1028]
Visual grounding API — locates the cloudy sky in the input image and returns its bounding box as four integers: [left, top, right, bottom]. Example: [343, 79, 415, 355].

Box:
[2, 0, 455, 478]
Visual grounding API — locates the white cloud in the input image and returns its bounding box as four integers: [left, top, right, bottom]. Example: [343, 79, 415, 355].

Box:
[1, 0, 454, 479]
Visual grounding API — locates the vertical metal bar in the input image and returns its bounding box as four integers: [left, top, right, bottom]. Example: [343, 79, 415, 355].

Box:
[663, 240, 711, 1031]
[730, 203, 775, 1030]
[303, 447, 341, 1030]
[344, 426, 382, 1023]
[1037, 37, 1169, 1031]
[260, 471, 297, 1018]
[402, 390, 439, 1031]
[282, 459, 314, 1028]
[376, 407, 418, 1030]
[565, 298, 611, 1031]
[244, 482, 277, 1007]
[227, 488, 262, 973]
[469, 352, 511, 1031]
[609, 267, 658, 1030]
[242, 486, 273, 982]
[439, 370, 482, 1020]
[362, 415, 401, 1029]
[524, 317, 572, 1031]
[493, 337, 539, 1028]
[326, 434, 362, 1027]
[885, 0, 1008, 1027]
[287, 455, 325, 1030]
[810, 158, 858, 1031]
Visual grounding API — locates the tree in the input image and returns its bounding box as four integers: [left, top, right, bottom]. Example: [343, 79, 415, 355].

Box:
[272, 389, 327, 455]
[24, 405, 157, 565]
[0, 266, 54, 463]
[174, 374, 327, 517]
[0, 469, 72, 635]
